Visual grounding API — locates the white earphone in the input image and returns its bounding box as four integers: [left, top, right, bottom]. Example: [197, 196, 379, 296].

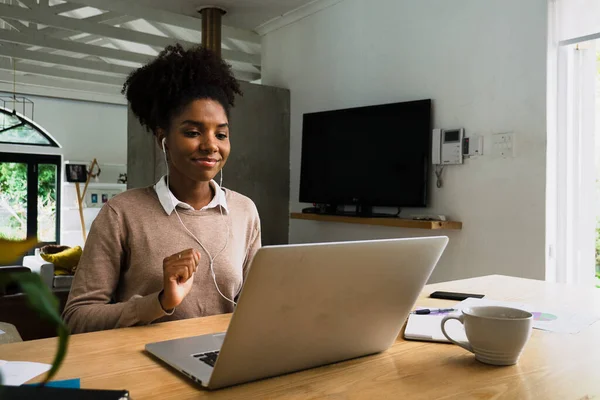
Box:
[161, 136, 236, 306]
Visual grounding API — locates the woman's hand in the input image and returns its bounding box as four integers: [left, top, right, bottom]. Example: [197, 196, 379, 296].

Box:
[159, 249, 201, 311]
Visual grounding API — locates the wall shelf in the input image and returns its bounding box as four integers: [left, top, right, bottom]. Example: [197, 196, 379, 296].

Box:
[63, 182, 126, 189]
[290, 212, 462, 230]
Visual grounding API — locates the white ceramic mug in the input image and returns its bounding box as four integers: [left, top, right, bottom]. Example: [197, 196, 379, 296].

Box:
[441, 306, 533, 366]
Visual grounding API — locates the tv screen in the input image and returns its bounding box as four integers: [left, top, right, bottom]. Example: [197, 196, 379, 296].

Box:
[299, 99, 431, 210]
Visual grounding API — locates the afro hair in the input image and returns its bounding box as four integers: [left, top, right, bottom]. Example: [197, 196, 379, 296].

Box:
[122, 43, 242, 134]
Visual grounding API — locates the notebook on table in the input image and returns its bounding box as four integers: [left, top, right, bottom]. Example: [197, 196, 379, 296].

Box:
[403, 309, 467, 343]
[404, 297, 538, 342]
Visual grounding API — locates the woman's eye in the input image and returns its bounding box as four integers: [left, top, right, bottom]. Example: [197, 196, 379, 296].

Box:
[184, 131, 200, 137]
[216, 132, 228, 140]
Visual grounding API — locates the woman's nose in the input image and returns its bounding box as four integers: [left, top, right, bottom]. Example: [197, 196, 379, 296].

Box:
[199, 133, 219, 153]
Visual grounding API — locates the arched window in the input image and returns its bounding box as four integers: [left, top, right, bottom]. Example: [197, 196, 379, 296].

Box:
[0, 106, 60, 147]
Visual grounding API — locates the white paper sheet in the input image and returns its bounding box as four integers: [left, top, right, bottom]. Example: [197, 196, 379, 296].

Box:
[0, 360, 51, 386]
[458, 298, 600, 334]
[0, 329, 5, 335]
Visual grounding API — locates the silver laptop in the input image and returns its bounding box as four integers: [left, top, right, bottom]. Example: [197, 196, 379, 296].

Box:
[145, 236, 448, 390]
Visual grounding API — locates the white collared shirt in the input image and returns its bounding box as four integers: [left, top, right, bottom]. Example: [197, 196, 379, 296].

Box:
[154, 175, 229, 215]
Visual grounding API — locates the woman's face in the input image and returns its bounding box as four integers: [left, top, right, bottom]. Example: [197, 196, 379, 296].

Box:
[159, 99, 230, 183]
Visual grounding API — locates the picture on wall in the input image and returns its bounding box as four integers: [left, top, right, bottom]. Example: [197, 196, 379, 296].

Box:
[102, 194, 108, 203]
[91, 193, 98, 204]
[66, 164, 87, 183]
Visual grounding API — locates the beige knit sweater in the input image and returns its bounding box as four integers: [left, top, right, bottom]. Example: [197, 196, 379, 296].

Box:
[62, 187, 261, 334]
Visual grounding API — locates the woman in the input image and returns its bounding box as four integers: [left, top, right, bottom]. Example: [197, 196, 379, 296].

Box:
[62, 44, 261, 334]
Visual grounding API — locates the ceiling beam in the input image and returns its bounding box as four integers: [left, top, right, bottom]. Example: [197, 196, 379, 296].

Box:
[233, 70, 261, 82]
[49, 2, 85, 15]
[57, 0, 261, 44]
[221, 49, 259, 65]
[0, 3, 180, 47]
[19, 0, 49, 8]
[0, 57, 123, 85]
[0, 69, 117, 94]
[0, 30, 153, 64]
[0, 3, 260, 65]
[31, 12, 136, 61]
[129, 21, 259, 64]
[17, 0, 38, 9]
[0, 44, 132, 75]
[22, 34, 117, 63]
[85, 12, 136, 26]
[39, 12, 137, 41]
[0, 70, 125, 104]
[0, 43, 257, 84]
[143, 20, 175, 40]
[0, 18, 32, 32]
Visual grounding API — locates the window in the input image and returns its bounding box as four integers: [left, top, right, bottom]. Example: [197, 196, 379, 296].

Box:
[0, 152, 61, 247]
[547, 1, 598, 286]
[0, 106, 59, 147]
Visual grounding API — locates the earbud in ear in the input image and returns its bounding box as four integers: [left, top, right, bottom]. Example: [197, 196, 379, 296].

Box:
[161, 138, 166, 154]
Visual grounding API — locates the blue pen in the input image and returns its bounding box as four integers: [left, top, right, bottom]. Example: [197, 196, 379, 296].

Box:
[412, 308, 456, 315]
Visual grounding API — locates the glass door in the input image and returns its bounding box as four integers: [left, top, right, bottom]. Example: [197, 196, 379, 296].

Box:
[38, 163, 58, 243]
[0, 161, 28, 240]
[0, 153, 61, 264]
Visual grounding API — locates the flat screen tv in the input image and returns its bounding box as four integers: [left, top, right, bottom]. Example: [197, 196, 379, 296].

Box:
[299, 99, 431, 216]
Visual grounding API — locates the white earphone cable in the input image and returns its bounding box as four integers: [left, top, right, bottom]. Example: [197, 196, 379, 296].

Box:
[162, 138, 237, 306]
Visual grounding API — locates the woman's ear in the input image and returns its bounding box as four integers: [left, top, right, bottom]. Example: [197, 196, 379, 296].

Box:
[155, 129, 166, 151]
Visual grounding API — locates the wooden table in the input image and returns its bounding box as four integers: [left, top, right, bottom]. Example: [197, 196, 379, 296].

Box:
[1, 275, 599, 399]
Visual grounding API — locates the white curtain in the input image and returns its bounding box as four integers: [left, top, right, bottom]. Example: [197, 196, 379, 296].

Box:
[547, 0, 597, 285]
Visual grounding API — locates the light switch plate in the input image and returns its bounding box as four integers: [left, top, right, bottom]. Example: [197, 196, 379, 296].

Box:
[465, 135, 484, 157]
[492, 132, 515, 158]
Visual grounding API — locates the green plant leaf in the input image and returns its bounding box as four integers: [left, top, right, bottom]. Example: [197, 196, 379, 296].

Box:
[14, 273, 70, 383]
[0, 273, 70, 386]
[0, 237, 70, 385]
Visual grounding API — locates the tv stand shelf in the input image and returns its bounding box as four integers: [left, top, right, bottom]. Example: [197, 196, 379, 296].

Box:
[290, 213, 462, 230]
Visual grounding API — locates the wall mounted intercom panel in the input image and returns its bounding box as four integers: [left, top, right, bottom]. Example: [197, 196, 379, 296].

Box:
[432, 128, 464, 165]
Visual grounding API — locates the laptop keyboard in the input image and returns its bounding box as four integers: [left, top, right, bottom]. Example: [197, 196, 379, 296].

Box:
[193, 351, 220, 367]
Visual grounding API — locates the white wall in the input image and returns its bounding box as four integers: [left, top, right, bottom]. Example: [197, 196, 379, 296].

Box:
[0, 93, 127, 165]
[558, 0, 600, 42]
[262, 0, 548, 282]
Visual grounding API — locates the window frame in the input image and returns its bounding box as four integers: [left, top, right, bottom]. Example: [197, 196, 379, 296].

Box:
[0, 107, 60, 148]
[0, 151, 62, 245]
